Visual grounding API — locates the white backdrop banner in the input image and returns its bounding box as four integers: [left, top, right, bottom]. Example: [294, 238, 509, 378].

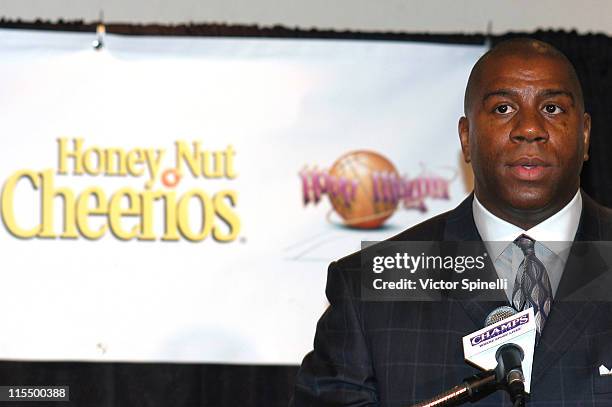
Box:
[0, 28, 485, 364]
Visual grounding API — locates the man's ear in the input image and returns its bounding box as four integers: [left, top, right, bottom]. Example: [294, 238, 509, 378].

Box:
[583, 112, 591, 161]
[458, 116, 471, 163]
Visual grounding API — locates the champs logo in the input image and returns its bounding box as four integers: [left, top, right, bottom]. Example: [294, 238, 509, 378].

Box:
[469, 314, 530, 346]
[299, 150, 453, 229]
[1, 138, 240, 242]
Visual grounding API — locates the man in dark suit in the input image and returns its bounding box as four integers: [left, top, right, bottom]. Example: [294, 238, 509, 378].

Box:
[291, 38, 612, 406]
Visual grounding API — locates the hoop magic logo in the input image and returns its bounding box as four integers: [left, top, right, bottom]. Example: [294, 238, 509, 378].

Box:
[299, 150, 453, 229]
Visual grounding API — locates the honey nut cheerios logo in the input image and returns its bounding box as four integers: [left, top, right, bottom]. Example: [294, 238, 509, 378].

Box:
[1, 138, 241, 242]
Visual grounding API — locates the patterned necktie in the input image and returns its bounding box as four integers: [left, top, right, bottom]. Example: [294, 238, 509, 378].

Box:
[512, 235, 553, 340]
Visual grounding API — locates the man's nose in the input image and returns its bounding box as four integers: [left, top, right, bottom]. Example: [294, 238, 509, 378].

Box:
[509, 108, 549, 143]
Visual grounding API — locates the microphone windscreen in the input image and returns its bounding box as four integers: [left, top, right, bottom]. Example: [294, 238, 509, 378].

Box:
[485, 306, 517, 327]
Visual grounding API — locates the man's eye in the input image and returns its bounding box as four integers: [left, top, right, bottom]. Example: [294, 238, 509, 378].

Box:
[494, 104, 514, 114]
[543, 104, 563, 114]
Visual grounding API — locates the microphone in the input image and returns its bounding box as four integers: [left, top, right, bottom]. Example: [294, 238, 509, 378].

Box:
[495, 343, 526, 405]
[410, 306, 536, 407]
[463, 306, 536, 405]
[486, 307, 526, 398]
[488, 307, 527, 404]
[485, 305, 517, 325]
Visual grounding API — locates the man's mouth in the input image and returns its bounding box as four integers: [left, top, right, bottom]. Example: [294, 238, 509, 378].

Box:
[506, 157, 551, 180]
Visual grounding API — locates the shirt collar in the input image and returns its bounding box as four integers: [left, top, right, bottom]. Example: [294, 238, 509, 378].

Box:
[472, 190, 583, 259]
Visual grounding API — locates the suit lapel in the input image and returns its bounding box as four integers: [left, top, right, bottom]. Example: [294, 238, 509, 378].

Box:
[531, 302, 599, 384]
[443, 193, 480, 241]
[443, 194, 508, 330]
[531, 190, 606, 384]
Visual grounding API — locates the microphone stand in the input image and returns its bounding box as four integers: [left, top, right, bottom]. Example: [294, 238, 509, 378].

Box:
[409, 370, 527, 407]
[410, 343, 528, 406]
[410, 370, 497, 407]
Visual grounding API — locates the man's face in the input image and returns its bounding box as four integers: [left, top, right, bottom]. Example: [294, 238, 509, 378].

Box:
[459, 53, 591, 221]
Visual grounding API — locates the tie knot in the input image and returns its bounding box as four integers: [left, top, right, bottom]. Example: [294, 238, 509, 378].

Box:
[514, 235, 535, 255]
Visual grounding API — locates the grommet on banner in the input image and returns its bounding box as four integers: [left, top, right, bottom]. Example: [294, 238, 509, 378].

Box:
[92, 10, 105, 51]
[484, 20, 493, 50]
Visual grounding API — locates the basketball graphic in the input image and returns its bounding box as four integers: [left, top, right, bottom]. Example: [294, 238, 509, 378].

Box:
[328, 151, 399, 229]
[299, 150, 452, 230]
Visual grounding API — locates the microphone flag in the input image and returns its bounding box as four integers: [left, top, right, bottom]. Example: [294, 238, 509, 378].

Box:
[462, 308, 536, 393]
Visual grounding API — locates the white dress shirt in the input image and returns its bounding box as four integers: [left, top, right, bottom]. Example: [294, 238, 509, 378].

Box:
[472, 191, 583, 302]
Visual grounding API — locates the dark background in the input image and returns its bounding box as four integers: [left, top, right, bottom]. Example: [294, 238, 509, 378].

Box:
[1, 20, 610, 406]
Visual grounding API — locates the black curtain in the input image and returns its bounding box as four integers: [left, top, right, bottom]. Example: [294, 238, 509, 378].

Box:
[0, 21, 610, 406]
[0, 361, 297, 406]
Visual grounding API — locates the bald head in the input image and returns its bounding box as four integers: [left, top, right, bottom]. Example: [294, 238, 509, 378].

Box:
[464, 38, 585, 115]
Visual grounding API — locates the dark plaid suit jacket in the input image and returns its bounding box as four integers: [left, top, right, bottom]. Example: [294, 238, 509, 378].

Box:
[291, 191, 612, 406]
